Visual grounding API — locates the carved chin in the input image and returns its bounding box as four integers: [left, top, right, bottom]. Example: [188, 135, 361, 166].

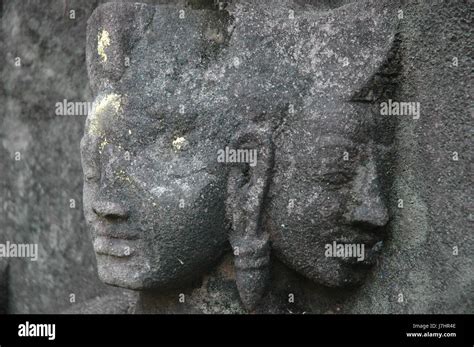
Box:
[96, 255, 147, 290]
[314, 263, 371, 288]
[284, 256, 372, 288]
[95, 254, 201, 291]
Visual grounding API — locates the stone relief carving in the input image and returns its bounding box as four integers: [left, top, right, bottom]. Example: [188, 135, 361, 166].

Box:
[81, 0, 399, 312]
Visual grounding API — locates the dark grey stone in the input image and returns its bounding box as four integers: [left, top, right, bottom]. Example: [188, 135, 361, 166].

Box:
[82, 0, 399, 311]
[0, 0, 472, 314]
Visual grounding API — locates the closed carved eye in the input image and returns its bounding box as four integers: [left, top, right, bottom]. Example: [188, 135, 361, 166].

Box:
[320, 171, 353, 185]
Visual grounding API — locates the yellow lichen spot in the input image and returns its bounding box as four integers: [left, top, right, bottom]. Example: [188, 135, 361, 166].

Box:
[99, 137, 109, 152]
[116, 169, 132, 183]
[88, 93, 122, 136]
[98, 29, 111, 63]
[172, 137, 187, 151]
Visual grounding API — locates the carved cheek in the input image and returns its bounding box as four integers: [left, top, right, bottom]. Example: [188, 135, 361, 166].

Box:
[317, 196, 343, 219]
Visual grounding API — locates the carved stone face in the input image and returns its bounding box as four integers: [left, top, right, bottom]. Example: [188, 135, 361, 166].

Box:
[80, 91, 229, 290]
[81, 3, 241, 291]
[268, 101, 390, 287]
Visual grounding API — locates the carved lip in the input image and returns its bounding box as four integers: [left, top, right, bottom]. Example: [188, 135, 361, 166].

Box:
[93, 236, 135, 258]
[93, 224, 140, 241]
[334, 235, 383, 267]
[333, 237, 384, 266]
[335, 233, 381, 245]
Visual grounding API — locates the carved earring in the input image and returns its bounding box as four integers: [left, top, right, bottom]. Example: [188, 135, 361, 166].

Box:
[231, 232, 270, 312]
[226, 124, 273, 311]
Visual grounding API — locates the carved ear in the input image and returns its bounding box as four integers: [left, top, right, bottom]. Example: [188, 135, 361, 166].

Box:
[226, 123, 273, 311]
[86, 2, 154, 93]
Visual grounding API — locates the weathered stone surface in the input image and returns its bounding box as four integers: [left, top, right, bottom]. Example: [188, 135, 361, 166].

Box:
[82, 0, 400, 311]
[348, 0, 473, 314]
[0, 0, 135, 314]
[0, 0, 218, 314]
[0, 0, 472, 314]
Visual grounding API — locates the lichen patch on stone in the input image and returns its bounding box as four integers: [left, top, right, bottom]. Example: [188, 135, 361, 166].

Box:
[99, 137, 108, 153]
[88, 93, 122, 136]
[98, 29, 111, 63]
[116, 169, 132, 184]
[172, 137, 187, 151]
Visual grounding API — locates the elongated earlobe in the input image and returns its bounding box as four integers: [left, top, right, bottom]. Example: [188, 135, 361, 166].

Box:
[226, 123, 273, 311]
[231, 233, 270, 311]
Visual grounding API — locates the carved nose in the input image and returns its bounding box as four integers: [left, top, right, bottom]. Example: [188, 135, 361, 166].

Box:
[348, 161, 389, 229]
[350, 199, 389, 228]
[92, 200, 129, 219]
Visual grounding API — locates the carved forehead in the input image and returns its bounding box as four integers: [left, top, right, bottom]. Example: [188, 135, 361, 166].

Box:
[85, 1, 398, 150]
[86, 1, 398, 107]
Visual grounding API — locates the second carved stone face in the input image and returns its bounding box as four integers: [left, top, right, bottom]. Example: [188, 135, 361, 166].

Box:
[268, 101, 390, 287]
